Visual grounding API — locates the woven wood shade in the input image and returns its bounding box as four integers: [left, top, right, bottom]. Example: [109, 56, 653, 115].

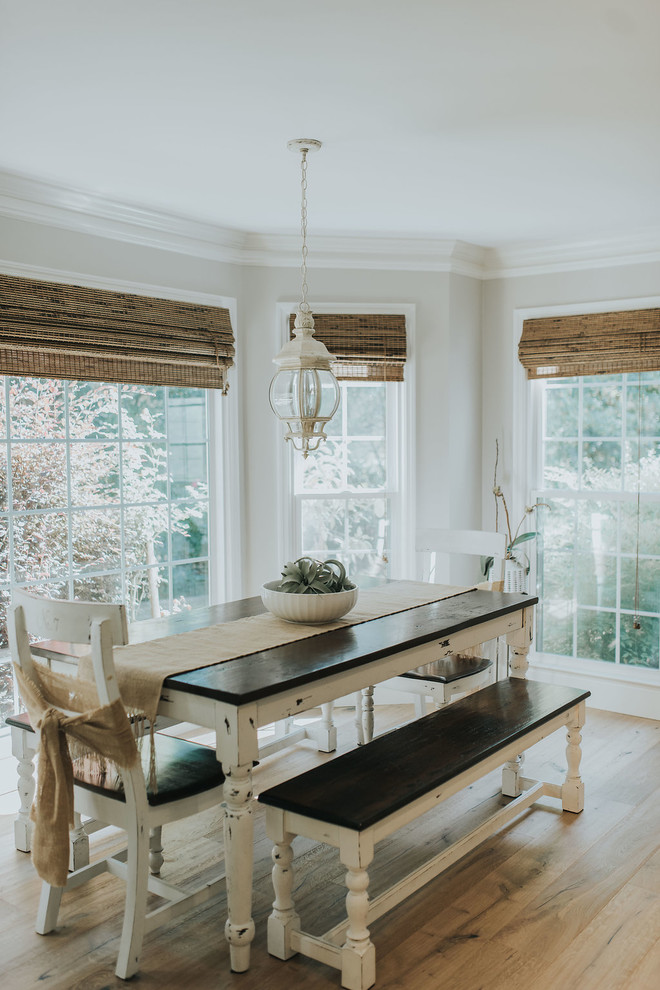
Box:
[288, 313, 407, 382]
[0, 273, 235, 390]
[519, 308, 660, 380]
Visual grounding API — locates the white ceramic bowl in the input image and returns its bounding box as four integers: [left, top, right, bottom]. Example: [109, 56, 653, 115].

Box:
[261, 581, 359, 624]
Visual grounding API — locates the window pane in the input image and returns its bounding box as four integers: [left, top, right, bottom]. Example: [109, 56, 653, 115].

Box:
[68, 382, 119, 439]
[9, 379, 65, 439]
[70, 442, 120, 506]
[577, 500, 617, 553]
[172, 560, 209, 609]
[347, 498, 388, 551]
[619, 614, 659, 669]
[347, 440, 386, 489]
[0, 449, 7, 512]
[71, 509, 122, 573]
[538, 497, 575, 550]
[299, 440, 343, 492]
[11, 443, 67, 509]
[346, 386, 386, 435]
[73, 572, 123, 603]
[576, 609, 616, 662]
[575, 552, 616, 608]
[626, 382, 660, 438]
[582, 383, 622, 437]
[169, 444, 207, 497]
[539, 600, 574, 656]
[13, 513, 69, 581]
[624, 440, 660, 492]
[582, 440, 621, 488]
[538, 549, 573, 600]
[545, 386, 578, 438]
[123, 442, 168, 500]
[121, 384, 166, 438]
[302, 499, 346, 553]
[172, 502, 209, 561]
[621, 502, 660, 555]
[620, 557, 660, 613]
[126, 567, 168, 621]
[167, 388, 207, 442]
[543, 441, 578, 488]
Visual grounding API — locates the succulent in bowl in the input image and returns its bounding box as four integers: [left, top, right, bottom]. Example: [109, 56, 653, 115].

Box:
[277, 557, 355, 595]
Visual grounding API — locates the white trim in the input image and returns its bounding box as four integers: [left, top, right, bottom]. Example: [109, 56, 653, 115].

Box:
[5, 168, 660, 278]
[0, 258, 243, 606]
[484, 230, 660, 279]
[529, 661, 660, 721]
[274, 301, 416, 579]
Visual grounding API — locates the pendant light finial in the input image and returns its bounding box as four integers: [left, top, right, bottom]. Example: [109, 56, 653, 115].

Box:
[269, 138, 340, 458]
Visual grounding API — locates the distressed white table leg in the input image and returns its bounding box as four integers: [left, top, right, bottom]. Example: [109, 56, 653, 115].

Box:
[149, 825, 164, 875]
[562, 702, 586, 813]
[502, 751, 525, 797]
[355, 692, 365, 746]
[361, 686, 375, 745]
[316, 702, 338, 753]
[11, 724, 36, 853]
[69, 812, 90, 871]
[506, 607, 534, 678]
[223, 763, 256, 972]
[267, 821, 300, 959]
[341, 860, 376, 990]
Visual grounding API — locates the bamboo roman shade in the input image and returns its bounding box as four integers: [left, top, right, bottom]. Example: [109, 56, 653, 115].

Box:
[519, 308, 660, 380]
[0, 273, 235, 390]
[288, 313, 407, 382]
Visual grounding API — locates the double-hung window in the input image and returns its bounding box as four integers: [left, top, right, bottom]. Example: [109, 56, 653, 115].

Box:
[282, 307, 413, 584]
[519, 306, 660, 688]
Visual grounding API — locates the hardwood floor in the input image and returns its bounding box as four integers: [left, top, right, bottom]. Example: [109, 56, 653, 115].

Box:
[1, 702, 659, 990]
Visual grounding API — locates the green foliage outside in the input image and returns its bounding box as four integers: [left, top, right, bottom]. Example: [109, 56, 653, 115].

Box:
[537, 373, 660, 669]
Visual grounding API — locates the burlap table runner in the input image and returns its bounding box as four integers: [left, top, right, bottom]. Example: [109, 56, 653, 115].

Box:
[100, 581, 471, 725]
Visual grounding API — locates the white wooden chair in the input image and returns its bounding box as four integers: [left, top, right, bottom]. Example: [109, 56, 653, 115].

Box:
[382, 529, 507, 721]
[9, 590, 226, 980]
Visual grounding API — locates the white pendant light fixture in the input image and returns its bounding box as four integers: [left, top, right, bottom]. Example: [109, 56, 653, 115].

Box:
[269, 138, 340, 458]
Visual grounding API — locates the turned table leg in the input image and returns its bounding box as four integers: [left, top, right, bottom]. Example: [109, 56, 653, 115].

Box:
[267, 822, 300, 959]
[340, 846, 376, 990]
[562, 701, 586, 813]
[223, 763, 256, 972]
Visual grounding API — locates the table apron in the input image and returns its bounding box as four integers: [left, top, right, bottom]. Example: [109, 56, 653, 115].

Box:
[158, 607, 526, 766]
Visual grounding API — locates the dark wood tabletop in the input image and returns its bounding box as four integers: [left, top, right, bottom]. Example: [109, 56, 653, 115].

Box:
[152, 589, 537, 707]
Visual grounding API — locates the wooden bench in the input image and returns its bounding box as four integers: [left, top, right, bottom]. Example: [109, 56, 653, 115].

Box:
[258, 678, 590, 990]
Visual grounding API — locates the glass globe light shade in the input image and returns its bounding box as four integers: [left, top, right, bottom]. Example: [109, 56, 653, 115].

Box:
[269, 310, 340, 457]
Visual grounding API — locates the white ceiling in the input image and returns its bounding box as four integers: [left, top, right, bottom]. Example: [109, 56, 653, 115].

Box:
[2, 0, 660, 249]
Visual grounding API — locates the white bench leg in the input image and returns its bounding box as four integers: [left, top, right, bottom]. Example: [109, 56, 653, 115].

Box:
[267, 826, 300, 960]
[306, 702, 337, 753]
[502, 752, 524, 798]
[11, 724, 36, 853]
[355, 692, 365, 746]
[562, 702, 586, 813]
[340, 857, 376, 990]
[361, 687, 375, 745]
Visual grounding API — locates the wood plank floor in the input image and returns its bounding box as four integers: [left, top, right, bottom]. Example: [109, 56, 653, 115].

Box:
[1, 702, 659, 990]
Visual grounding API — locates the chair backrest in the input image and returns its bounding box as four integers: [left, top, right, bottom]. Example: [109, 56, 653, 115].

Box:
[9, 589, 129, 708]
[415, 529, 507, 589]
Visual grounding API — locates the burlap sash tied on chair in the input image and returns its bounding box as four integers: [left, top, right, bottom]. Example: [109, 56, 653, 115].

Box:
[14, 664, 139, 887]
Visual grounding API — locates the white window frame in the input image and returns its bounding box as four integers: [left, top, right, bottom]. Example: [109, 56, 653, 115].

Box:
[0, 262, 243, 606]
[274, 301, 416, 579]
[513, 294, 660, 719]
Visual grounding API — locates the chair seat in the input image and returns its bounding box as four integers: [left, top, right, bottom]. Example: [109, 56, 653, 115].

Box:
[74, 735, 225, 806]
[400, 653, 492, 684]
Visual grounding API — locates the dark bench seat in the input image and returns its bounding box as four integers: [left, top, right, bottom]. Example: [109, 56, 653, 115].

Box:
[259, 678, 590, 990]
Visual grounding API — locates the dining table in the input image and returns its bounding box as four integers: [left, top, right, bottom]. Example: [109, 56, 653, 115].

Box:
[125, 582, 537, 972]
[17, 581, 537, 973]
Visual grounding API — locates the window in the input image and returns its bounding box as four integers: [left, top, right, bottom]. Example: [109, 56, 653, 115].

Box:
[293, 380, 404, 582]
[534, 372, 660, 672]
[0, 376, 212, 720]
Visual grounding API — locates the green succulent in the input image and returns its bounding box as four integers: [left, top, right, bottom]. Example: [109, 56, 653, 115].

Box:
[278, 557, 354, 594]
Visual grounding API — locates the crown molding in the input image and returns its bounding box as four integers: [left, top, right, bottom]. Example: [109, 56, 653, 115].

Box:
[2, 168, 660, 279]
[484, 230, 660, 279]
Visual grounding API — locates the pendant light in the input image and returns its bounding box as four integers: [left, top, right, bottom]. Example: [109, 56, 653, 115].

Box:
[269, 138, 340, 457]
